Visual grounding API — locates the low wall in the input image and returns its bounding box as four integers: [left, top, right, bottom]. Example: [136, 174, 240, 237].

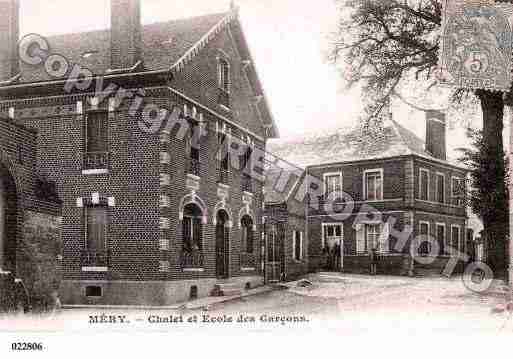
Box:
[61, 276, 265, 306]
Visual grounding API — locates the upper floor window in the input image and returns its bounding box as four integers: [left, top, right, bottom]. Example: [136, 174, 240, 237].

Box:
[216, 122, 231, 184]
[293, 230, 303, 261]
[451, 177, 465, 207]
[83, 111, 109, 170]
[364, 169, 383, 201]
[436, 173, 445, 203]
[419, 168, 429, 201]
[324, 172, 342, 198]
[185, 119, 200, 177]
[240, 141, 253, 193]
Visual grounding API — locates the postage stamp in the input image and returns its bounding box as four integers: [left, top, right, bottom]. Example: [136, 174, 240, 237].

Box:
[439, 0, 513, 91]
[1, 0, 513, 355]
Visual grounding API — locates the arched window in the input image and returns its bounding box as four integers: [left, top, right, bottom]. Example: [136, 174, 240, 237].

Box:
[218, 58, 230, 92]
[183, 203, 203, 253]
[241, 216, 254, 254]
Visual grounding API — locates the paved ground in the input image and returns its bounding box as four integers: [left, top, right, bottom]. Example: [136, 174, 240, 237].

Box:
[194, 273, 513, 334]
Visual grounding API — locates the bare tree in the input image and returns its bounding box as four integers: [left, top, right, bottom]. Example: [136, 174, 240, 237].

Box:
[331, 0, 508, 277]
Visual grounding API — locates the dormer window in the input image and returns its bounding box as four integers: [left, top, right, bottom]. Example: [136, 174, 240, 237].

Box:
[218, 58, 230, 92]
[217, 58, 230, 109]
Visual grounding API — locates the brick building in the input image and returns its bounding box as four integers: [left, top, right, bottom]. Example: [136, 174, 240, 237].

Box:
[263, 164, 308, 282]
[268, 112, 470, 276]
[0, 0, 278, 305]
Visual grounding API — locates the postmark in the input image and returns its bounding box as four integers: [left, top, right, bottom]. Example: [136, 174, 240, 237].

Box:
[439, 0, 513, 91]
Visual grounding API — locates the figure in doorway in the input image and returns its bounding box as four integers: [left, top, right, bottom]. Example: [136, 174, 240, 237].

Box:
[370, 248, 378, 275]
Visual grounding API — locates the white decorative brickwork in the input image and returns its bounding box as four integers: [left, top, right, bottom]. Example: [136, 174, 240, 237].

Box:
[160, 152, 171, 164]
[160, 132, 170, 143]
[160, 173, 171, 186]
[159, 234, 169, 251]
[159, 195, 170, 208]
[159, 261, 170, 272]
[159, 217, 170, 230]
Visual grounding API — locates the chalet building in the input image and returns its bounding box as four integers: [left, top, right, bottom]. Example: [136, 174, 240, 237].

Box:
[268, 111, 470, 276]
[0, 0, 279, 305]
[263, 165, 308, 282]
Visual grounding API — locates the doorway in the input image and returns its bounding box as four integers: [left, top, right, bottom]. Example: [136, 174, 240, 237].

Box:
[215, 210, 230, 279]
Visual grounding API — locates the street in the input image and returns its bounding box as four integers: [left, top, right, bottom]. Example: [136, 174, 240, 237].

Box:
[197, 273, 513, 334]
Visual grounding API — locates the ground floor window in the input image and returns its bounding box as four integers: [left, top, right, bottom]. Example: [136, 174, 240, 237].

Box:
[419, 221, 430, 255]
[85, 206, 107, 251]
[183, 204, 203, 252]
[293, 230, 303, 261]
[356, 223, 388, 254]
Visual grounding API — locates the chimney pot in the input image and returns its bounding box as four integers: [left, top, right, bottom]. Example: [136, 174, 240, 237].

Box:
[0, 0, 19, 81]
[111, 0, 142, 69]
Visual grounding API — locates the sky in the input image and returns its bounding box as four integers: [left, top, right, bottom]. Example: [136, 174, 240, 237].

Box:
[17, 0, 486, 157]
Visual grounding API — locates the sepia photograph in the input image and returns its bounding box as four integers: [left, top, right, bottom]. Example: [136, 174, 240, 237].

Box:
[1, 0, 513, 356]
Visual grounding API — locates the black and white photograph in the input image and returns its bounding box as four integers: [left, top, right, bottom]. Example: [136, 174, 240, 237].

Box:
[1, 0, 513, 356]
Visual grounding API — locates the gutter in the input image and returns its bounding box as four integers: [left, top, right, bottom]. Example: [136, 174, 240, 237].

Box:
[0, 67, 171, 91]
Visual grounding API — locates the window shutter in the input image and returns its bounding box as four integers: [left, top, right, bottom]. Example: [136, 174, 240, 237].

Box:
[379, 223, 390, 253]
[356, 225, 365, 254]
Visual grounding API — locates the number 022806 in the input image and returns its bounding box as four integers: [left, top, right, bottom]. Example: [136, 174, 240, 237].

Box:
[11, 342, 44, 351]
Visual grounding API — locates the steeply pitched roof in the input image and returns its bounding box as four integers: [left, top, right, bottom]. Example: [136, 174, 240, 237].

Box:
[18, 12, 229, 83]
[13, 9, 280, 139]
[267, 120, 466, 169]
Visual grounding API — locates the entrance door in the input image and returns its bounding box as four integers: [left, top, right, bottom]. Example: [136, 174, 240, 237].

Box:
[266, 223, 285, 282]
[323, 223, 343, 271]
[215, 211, 230, 279]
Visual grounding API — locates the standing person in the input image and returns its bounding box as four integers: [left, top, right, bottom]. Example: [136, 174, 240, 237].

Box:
[370, 248, 378, 275]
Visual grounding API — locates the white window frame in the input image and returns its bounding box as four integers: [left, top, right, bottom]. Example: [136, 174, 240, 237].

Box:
[84, 205, 108, 250]
[419, 168, 430, 201]
[451, 225, 462, 253]
[323, 172, 343, 198]
[418, 220, 431, 255]
[364, 222, 382, 253]
[293, 230, 303, 261]
[363, 168, 384, 201]
[435, 222, 447, 255]
[322, 223, 343, 250]
[435, 172, 445, 204]
[451, 176, 465, 207]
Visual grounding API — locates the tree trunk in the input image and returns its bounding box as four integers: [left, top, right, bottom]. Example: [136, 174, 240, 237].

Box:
[476, 89, 508, 280]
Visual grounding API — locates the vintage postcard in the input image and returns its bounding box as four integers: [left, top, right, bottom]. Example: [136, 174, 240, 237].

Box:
[1, 0, 513, 356]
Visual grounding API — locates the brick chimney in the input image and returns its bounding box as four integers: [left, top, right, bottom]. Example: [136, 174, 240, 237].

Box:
[425, 110, 446, 160]
[110, 0, 142, 69]
[0, 0, 19, 81]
